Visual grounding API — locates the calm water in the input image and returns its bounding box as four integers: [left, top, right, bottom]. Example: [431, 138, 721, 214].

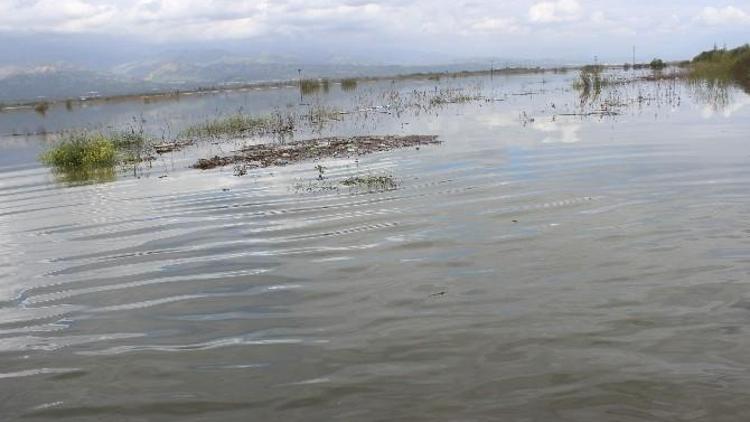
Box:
[2, 71, 750, 421]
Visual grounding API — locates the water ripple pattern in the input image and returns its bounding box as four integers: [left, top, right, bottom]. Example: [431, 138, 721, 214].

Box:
[1, 73, 750, 421]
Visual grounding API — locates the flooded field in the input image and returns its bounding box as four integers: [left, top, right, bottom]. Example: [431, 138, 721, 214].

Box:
[2, 69, 750, 421]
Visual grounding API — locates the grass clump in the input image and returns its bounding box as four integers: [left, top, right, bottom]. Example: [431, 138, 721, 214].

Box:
[182, 113, 293, 138]
[34, 101, 50, 116]
[341, 174, 398, 191]
[300, 79, 322, 95]
[574, 66, 605, 95]
[341, 78, 358, 91]
[40, 130, 155, 183]
[40, 133, 117, 170]
[429, 89, 482, 106]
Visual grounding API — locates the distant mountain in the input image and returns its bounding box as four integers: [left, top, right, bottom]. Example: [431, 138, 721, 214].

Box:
[0, 53, 533, 103]
[0, 65, 163, 103]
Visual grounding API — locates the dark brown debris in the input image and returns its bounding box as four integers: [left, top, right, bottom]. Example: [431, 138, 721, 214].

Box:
[192, 135, 441, 170]
[154, 140, 193, 154]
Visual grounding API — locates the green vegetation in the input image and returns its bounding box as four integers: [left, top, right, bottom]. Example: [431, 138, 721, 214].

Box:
[300, 79, 322, 95]
[690, 44, 750, 90]
[40, 133, 118, 170]
[306, 104, 342, 125]
[341, 78, 358, 91]
[429, 89, 481, 106]
[341, 174, 398, 190]
[650, 59, 667, 70]
[574, 65, 608, 99]
[34, 101, 50, 115]
[39, 130, 154, 183]
[182, 113, 294, 138]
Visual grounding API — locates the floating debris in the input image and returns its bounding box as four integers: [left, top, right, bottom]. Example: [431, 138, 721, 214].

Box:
[193, 135, 441, 170]
[154, 140, 193, 154]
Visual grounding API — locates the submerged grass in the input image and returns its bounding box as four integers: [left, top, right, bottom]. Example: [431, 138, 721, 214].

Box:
[182, 113, 294, 138]
[429, 89, 482, 106]
[341, 174, 398, 191]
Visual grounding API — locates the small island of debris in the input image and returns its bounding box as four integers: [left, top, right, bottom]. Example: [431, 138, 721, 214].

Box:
[193, 135, 440, 170]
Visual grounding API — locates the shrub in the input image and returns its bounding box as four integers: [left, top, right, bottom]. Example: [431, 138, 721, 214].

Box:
[40, 133, 117, 170]
[649, 59, 667, 70]
[690, 44, 750, 92]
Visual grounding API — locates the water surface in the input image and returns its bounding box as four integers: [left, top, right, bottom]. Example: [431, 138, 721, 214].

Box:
[2, 71, 750, 421]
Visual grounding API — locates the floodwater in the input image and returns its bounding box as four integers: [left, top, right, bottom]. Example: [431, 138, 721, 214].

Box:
[2, 71, 750, 421]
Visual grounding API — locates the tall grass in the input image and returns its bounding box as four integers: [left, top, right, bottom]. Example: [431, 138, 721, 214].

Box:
[690, 44, 750, 92]
[300, 79, 322, 95]
[182, 113, 294, 138]
[341, 78, 358, 91]
[574, 66, 605, 97]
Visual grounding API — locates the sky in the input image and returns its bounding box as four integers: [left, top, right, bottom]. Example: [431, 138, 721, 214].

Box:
[0, 0, 748, 65]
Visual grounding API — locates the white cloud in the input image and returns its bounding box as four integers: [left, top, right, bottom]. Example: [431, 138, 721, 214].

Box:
[529, 0, 582, 23]
[471, 17, 526, 34]
[0, 0, 746, 61]
[697, 6, 750, 26]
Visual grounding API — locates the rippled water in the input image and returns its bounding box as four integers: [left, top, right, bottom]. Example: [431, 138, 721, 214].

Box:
[2, 72, 750, 421]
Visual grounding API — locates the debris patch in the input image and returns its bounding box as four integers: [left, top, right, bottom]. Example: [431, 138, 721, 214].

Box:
[193, 135, 440, 170]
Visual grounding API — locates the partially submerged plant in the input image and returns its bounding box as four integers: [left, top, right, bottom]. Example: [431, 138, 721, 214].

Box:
[40, 133, 117, 170]
[34, 101, 50, 116]
[300, 79, 322, 95]
[315, 164, 327, 180]
[341, 78, 358, 91]
[574, 65, 611, 106]
[182, 112, 294, 138]
[40, 130, 155, 183]
[429, 89, 482, 106]
[341, 174, 398, 191]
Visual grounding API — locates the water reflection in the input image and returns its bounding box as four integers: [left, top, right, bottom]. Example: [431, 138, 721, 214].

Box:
[537, 119, 582, 144]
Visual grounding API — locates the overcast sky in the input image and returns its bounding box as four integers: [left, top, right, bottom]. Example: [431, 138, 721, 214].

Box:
[0, 0, 748, 65]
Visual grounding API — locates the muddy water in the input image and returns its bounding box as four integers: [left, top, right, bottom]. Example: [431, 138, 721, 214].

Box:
[2, 72, 750, 421]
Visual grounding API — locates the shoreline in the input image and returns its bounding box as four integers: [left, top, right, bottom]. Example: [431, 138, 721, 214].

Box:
[0, 65, 584, 114]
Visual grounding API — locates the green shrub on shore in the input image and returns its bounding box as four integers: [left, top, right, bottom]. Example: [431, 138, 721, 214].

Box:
[690, 44, 750, 91]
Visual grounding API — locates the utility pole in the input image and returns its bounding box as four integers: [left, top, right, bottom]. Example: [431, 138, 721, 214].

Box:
[490, 60, 494, 79]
